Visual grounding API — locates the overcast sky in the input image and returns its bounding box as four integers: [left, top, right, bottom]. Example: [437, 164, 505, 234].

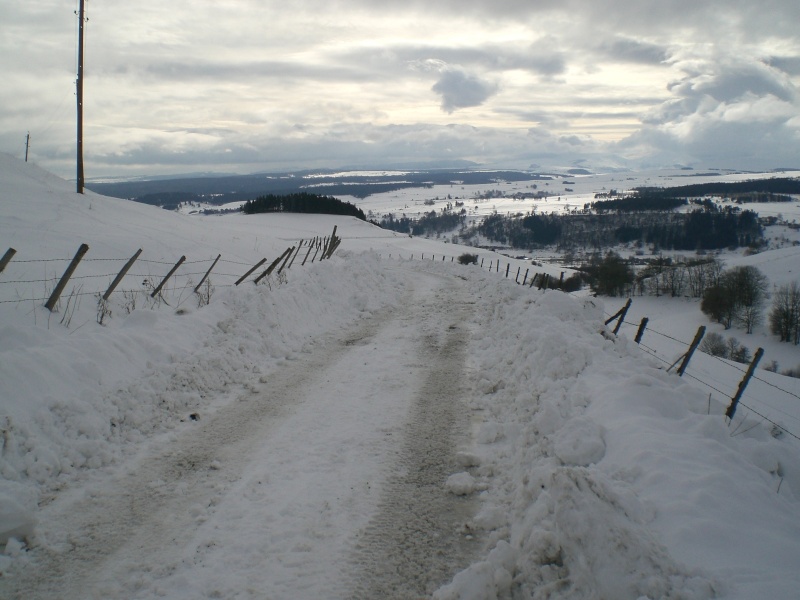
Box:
[2, 0, 799, 179]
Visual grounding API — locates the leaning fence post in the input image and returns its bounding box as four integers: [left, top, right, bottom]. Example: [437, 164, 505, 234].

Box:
[480, 258, 484, 268]
[194, 253, 221, 293]
[277, 246, 295, 273]
[287, 241, 304, 269]
[538, 273, 550, 290]
[151, 255, 185, 298]
[322, 226, 340, 260]
[613, 298, 632, 334]
[0, 247, 17, 275]
[604, 298, 632, 334]
[103, 248, 142, 299]
[515, 266, 520, 282]
[301, 242, 314, 266]
[522, 268, 529, 286]
[634, 317, 649, 344]
[326, 238, 342, 258]
[254, 247, 293, 283]
[235, 258, 267, 285]
[674, 325, 706, 376]
[505, 264, 510, 278]
[726, 348, 764, 420]
[45, 243, 89, 311]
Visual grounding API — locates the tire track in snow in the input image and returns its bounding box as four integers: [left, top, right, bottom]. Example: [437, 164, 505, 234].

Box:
[0, 300, 404, 600]
[347, 277, 481, 598]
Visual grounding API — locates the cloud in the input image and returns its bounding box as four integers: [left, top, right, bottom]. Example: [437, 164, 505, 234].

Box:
[596, 37, 670, 65]
[430, 69, 499, 113]
[617, 54, 800, 168]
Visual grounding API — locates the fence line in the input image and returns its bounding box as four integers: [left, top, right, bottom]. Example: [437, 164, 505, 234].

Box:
[602, 298, 800, 442]
[0, 228, 342, 309]
[384, 249, 800, 441]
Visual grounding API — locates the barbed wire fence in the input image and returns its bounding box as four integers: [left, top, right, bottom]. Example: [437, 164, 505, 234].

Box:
[0, 226, 342, 321]
[380, 249, 800, 445]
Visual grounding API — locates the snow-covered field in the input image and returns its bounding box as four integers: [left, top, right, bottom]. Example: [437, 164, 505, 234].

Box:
[1, 153, 799, 599]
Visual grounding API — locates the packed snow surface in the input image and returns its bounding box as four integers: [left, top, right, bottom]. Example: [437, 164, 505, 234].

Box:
[1, 154, 799, 599]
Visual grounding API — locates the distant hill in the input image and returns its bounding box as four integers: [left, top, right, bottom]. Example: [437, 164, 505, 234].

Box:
[86, 169, 553, 209]
[640, 177, 800, 200]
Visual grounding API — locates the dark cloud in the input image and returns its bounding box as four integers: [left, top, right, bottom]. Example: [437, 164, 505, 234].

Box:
[142, 60, 372, 83]
[667, 60, 794, 104]
[337, 42, 566, 78]
[765, 56, 800, 77]
[596, 38, 670, 65]
[431, 69, 498, 113]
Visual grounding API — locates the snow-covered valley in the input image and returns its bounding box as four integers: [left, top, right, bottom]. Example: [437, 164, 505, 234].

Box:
[1, 154, 799, 599]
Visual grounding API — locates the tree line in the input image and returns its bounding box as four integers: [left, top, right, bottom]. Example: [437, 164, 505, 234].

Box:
[377, 210, 466, 236]
[241, 193, 366, 220]
[470, 204, 761, 252]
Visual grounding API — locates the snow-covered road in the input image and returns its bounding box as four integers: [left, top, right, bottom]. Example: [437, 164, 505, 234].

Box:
[2, 269, 481, 600]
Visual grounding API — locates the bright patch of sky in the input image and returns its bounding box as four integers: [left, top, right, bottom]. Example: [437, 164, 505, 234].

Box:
[1, 0, 799, 178]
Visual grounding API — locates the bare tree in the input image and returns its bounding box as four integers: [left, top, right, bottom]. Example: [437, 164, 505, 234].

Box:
[769, 281, 800, 344]
[701, 265, 767, 333]
[730, 266, 769, 334]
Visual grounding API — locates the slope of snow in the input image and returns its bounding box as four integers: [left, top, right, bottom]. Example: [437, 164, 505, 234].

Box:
[1, 154, 799, 598]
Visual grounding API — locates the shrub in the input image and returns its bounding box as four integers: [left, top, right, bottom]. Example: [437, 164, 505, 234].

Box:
[458, 253, 478, 265]
[700, 332, 727, 357]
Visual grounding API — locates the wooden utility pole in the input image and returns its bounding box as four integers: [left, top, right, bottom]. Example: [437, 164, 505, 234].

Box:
[25, 132, 30, 162]
[76, 0, 86, 194]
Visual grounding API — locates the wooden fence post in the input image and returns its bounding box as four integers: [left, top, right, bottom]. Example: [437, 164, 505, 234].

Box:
[151, 255, 185, 298]
[604, 298, 632, 334]
[103, 248, 142, 299]
[193, 253, 221, 293]
[673, 325, 706, 376]
[278, 246, 296, 274]
[634, 317, 649, 344]
[505, 263, 510, 278]
[301, 242, 314, 266]
[235, 258, 267, 285]
[322, 226, 340, 260]
[480, 258, 484, 268]
[522, 268, 529, 286]
[287, 241, 304, 269]
[538, 273, 551, 290]
[45, 243, 89, 311]
[726, 348, 764, 420]
[0, 248, 16, 275]
[515, 266, 521, 283]
[254, 247, 293, 283]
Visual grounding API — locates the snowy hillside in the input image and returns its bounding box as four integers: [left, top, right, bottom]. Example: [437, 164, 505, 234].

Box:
[1, 154, 799, 599]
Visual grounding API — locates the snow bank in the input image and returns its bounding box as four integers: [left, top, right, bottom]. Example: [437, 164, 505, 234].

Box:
[437, 276, 800, 600]
[0, 252, 403, 532]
